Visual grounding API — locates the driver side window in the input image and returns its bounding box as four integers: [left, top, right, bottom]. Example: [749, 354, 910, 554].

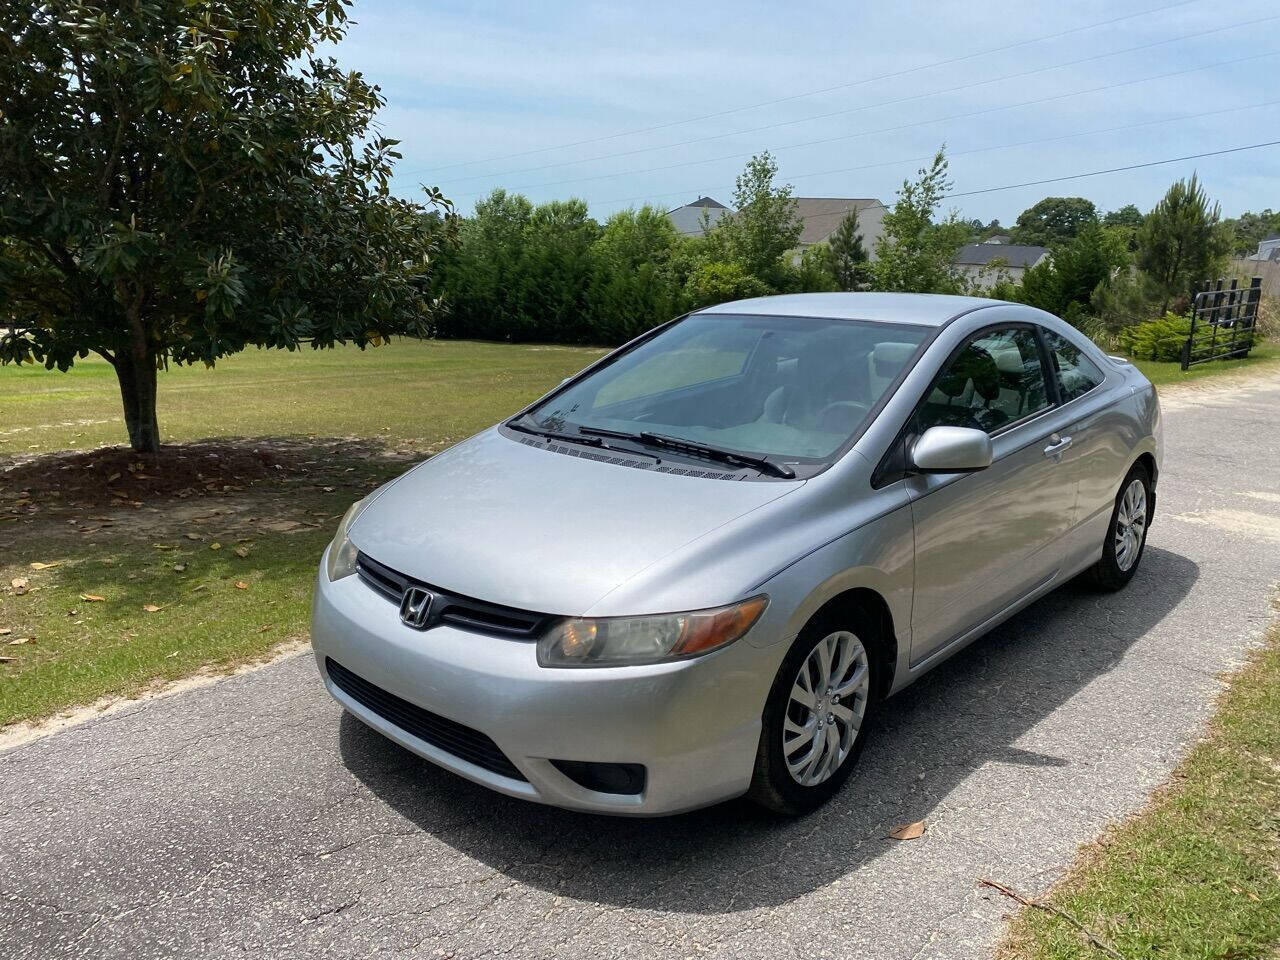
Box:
[915, 327, 1051, 435]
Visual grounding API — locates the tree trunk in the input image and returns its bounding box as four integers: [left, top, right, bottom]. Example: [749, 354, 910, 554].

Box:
[113, 348, 161, 453]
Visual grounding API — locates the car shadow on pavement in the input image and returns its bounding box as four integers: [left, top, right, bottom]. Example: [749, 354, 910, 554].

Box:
[338, 545, 1197, 913]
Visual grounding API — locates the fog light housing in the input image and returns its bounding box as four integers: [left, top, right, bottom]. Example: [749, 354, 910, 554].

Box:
[550, 760, 646, 796]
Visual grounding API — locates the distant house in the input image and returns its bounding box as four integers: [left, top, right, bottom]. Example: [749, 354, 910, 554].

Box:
[792, 197, 888, 258]
[954, 242, 1050, 286]
[982, 234, 1013, 245]
[667, 195, 890, 260]
[1245, 233, 1280, 262]
[666, 196, 731, 236]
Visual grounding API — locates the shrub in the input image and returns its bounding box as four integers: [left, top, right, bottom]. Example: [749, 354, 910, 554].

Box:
[1116, 313, 1193, 362]
[683, 261, 771, 310]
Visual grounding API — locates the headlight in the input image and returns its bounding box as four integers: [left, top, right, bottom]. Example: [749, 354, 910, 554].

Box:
[325, 497, 369, 581]
[537, 596, 767, 667]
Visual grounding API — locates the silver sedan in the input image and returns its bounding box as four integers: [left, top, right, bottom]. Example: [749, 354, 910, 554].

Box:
[312, 293, 1160, 816]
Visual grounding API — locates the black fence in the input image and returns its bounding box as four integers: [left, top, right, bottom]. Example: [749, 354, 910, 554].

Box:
[1181, 277, 1263, 370]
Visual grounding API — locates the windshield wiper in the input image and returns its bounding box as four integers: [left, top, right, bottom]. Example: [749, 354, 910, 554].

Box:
[580, 427, 795, 479]
[508, 417, 660, 461]
[508, 418, 602, 446]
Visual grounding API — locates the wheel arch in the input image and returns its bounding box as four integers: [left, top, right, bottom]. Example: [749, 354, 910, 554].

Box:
[1135, 451, 1157, 488]
[802, 588, 899, 702]
[1132, 451, 1158, 519]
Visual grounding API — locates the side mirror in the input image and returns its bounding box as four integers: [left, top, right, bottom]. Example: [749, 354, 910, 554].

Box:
[911, 426, 992, 474]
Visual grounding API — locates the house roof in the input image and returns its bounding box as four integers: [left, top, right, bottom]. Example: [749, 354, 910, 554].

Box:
[954, 242, 1049, 269]
[982, 234, 1012, 244]
[667, 197, 732, 236]
[792, 198, 885, 245]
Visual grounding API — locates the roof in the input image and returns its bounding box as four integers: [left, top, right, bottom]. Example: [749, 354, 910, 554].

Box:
[667, 197, 732, 236]
[982, 234, 1012, 244]
[694, 292, 1008, 328]
[954, 243, 1049, 268]
[792, 197, 885, 245]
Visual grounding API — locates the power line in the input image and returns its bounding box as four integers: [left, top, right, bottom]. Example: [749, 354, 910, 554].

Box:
[585, 97, 1280, 214]
[942, 140, 1280, 199]
[450, 48, 1280, 201]
[409, 0, 1206, 176]
[437, 12, 1277, 189]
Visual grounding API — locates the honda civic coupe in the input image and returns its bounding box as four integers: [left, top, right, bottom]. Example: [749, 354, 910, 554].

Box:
[313, 293, 1160, 816]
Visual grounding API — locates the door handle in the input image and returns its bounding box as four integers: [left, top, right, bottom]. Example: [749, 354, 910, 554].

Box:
[1043, 434, 1072, 458]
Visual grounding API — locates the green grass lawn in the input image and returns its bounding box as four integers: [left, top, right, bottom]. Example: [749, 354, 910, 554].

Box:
[2, 338, 607, 457]
[2, 531, 334, 726]
[1123, 340, 1280, 388]
[1000, 617, 1280, 959]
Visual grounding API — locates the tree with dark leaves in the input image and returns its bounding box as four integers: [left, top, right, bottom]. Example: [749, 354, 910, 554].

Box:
[826, 208, 871, 291]
[0, 0, 454, 451]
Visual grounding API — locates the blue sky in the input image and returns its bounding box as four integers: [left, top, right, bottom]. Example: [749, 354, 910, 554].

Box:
[330, 0, 1279, 226]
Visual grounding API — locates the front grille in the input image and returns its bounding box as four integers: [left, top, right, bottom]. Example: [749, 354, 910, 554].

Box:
[326, 658, 526, 782]
[355, 552, 552, 639]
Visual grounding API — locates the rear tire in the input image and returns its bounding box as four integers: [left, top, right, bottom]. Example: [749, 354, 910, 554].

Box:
[1087, 462, 1152, 591]
[747, 608, 882, 815]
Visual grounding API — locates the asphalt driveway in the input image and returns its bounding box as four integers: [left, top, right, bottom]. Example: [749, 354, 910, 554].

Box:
[2, 373, 1279, 960]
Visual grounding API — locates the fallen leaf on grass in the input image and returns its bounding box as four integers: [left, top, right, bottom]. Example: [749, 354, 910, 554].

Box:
[11, 577, 29, 595]
[8, 637, 33, 645]
[234, 580, 248, 590]
[184, 533, 202, 541]
[234, 546, 250, 558]
[153, 543, 175, 551]
[257, 625, 271, 633]
[0, 628, 10, 635]
[888, 821, 926, 841]
[0, 656, 14, 664]
[29, 561, 60, 570]
[80, 594, 106, 602]
[142, 604, 164, 613]
[172, 564, 187, 573]
[210, 542, 222, 551]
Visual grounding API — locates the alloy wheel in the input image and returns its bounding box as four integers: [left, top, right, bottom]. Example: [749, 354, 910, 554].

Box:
[1114, 477, 1148, 572]
[783, 630, 870, 786]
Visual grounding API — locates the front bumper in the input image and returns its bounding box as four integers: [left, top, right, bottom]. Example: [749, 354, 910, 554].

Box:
[311, 562, 778, 815]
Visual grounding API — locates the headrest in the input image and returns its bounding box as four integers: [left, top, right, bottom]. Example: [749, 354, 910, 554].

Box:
[872, 342, 917, 377]
[936, 344, 1000, 401]
[987, 344, 1026, 375]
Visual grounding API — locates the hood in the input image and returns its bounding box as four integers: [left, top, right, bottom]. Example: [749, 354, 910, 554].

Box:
[348, 427, 803, 615]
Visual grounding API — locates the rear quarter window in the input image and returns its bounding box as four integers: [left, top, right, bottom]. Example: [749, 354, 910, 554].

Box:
[1044, 329, 1105, 402]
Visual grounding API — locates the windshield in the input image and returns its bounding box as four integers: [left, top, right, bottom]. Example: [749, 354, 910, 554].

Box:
[525, 313, 929, 462]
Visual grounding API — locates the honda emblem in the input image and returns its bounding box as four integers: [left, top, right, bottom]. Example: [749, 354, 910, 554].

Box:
[399, 586, 434, 629]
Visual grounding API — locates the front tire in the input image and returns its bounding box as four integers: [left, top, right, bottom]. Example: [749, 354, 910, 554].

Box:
[747, 610, 881, 815]
[1088, 462, 1152, 590]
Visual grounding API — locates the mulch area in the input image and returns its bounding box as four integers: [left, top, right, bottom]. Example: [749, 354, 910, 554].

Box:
[0, 438, 417, 516]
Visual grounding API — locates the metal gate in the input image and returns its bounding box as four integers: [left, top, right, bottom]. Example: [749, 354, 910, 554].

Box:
[1181, 277, 1263, 370]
